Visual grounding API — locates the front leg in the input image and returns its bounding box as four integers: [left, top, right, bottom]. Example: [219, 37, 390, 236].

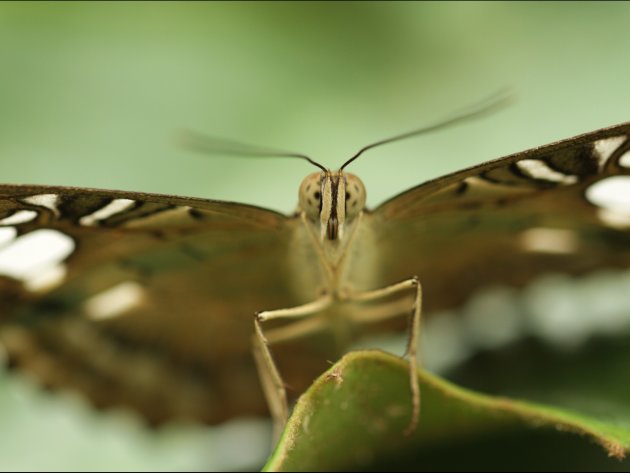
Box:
[252, 294, 333, 440]
[347, 276, 422, 435]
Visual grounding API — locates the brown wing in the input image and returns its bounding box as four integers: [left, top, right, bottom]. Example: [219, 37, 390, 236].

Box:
[0, 185, 320, 425]
[372, 122, 630, 313]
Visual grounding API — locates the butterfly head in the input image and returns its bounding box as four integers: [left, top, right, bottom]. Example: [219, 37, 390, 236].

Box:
[299, 170, 366, 242]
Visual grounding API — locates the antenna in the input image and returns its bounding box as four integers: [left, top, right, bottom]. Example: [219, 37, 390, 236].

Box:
[340, 89, 513, 170]
[179, 130, 327, 173]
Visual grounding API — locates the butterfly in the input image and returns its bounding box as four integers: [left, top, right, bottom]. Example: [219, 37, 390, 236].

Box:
[0, 114, 629, 438]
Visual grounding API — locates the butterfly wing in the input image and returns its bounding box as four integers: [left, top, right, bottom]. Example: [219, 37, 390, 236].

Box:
[0, 185, 321, 425]
[371, 122, 630, 313]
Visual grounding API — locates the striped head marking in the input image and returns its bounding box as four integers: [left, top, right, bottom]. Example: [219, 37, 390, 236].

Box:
[299, 170, 366, 241]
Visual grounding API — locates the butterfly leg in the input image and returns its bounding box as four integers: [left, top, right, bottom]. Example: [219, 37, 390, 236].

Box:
[253, 294, 333, 440]
[347, 276, 422, 435]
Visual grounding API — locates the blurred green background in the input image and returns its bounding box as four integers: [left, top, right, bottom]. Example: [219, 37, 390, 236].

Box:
[1, 2, 630, 471]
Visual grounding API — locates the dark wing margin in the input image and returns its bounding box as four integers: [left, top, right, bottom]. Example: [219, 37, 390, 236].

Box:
[372, 122, 630, 313]
[0, 185, 316, 425]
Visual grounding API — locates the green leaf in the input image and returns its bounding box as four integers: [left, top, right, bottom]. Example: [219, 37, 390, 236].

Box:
[263, 350, 630, 472]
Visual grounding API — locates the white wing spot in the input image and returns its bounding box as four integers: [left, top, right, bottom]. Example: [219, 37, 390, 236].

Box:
[596, 208, 630, 229]
[587, 176, 630, 228]
[0, 227, 16, 247]
[519, 227, 579, 254]
[24, 264, 67, 292]
[619, 150, 630, 168]
[79, 198, 136, 226]
[463, 287, 524, 349]
[0, 229, 74, 290]
[517, 160, 578, 185]
[0, 210, 38, 225]
[421, 311, 472, 373]
[587, 176, 630, 210]
[593, 136, 627, 169]
[524, 270, 630, 347]
[83, 281, 145, 321]
[21, 194, 60, 217]
[525, 274, 591, 348]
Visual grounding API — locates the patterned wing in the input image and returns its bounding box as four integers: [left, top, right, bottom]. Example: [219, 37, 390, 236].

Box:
[372, 122, 630, 313]
[0, 185, 320, 425]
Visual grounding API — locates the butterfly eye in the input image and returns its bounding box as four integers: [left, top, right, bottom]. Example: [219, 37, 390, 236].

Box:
[299, 173, 323, 221]
[344, 173, 366, 220]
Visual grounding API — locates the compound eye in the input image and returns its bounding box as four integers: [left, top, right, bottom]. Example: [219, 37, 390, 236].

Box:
[299, 173, 322, 220]
[344, 173, 366, 220]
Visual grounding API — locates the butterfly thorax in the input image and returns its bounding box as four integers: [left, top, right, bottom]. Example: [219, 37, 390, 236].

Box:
[296, 170, 369, 297]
